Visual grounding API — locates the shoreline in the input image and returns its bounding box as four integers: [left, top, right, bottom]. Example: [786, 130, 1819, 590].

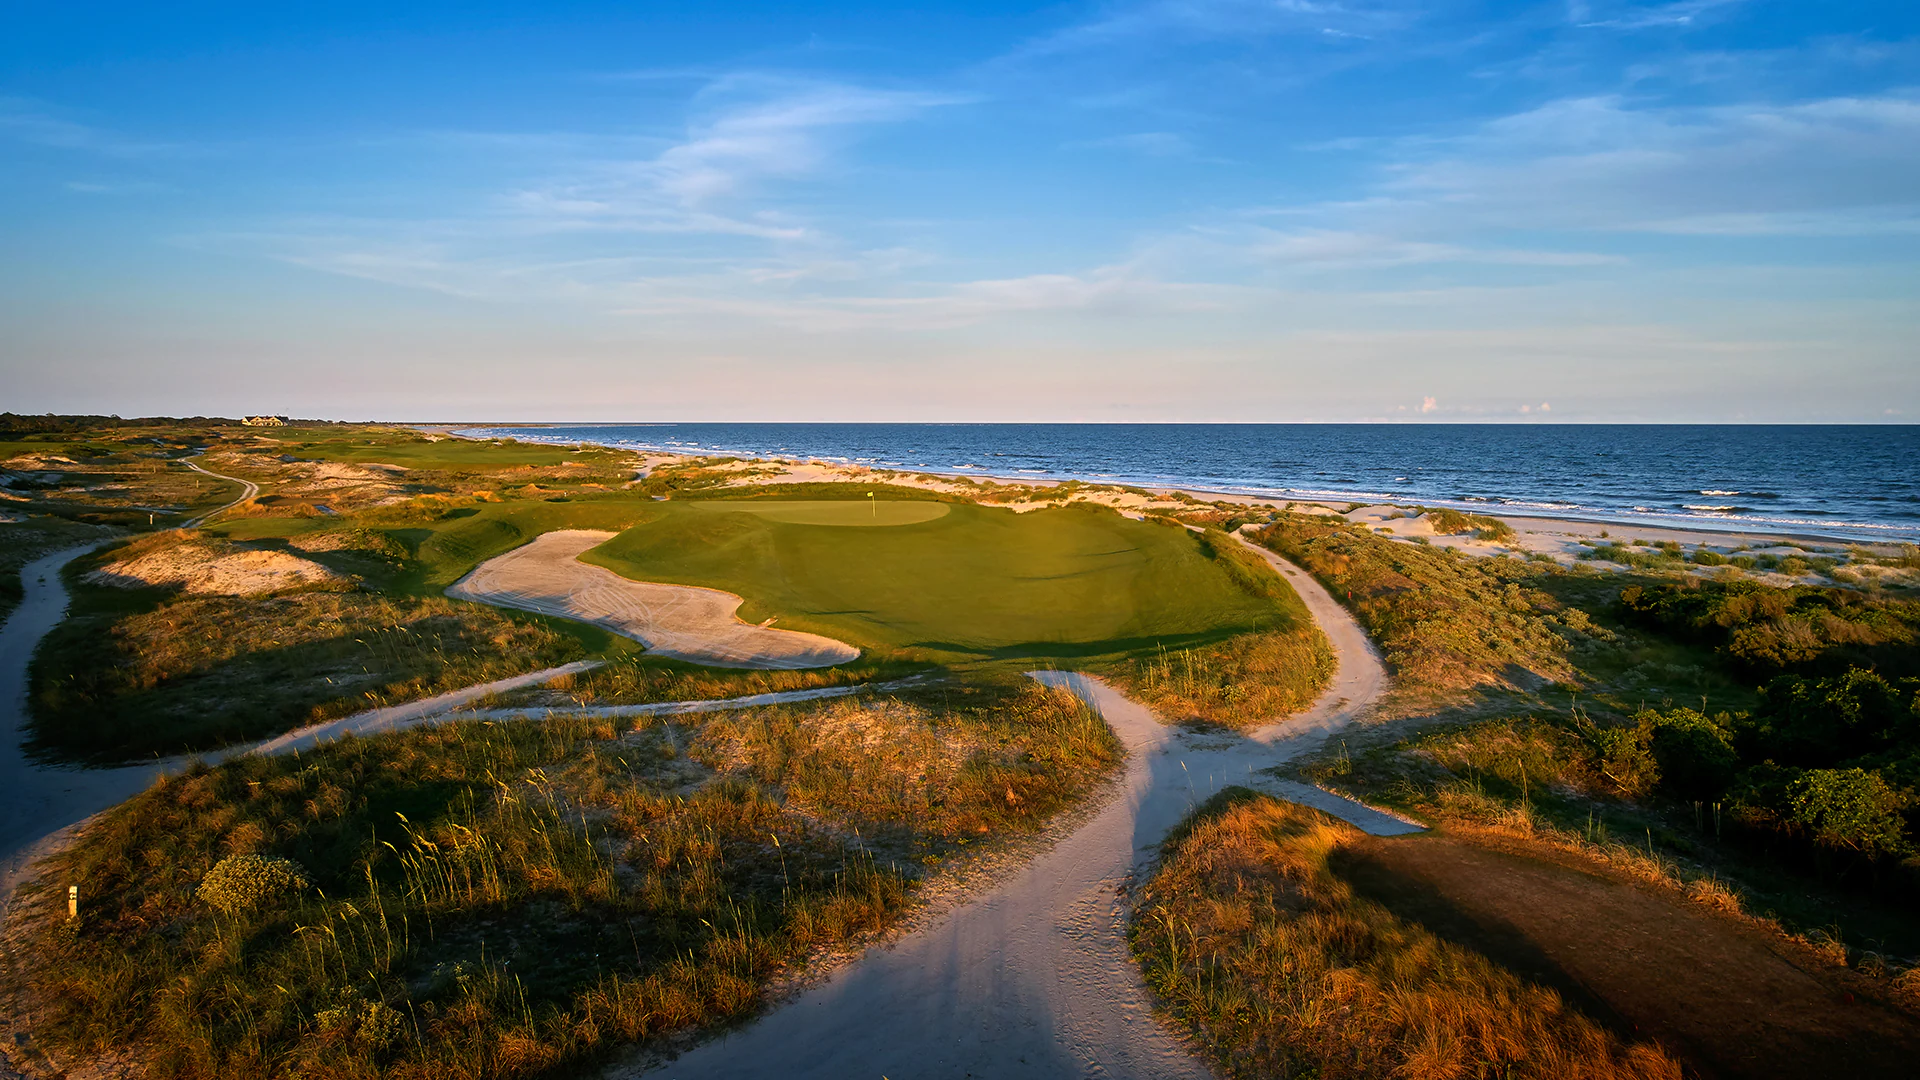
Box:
[422, 424, 1909, 551]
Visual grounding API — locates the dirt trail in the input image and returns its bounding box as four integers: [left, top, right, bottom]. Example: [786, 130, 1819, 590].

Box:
[644, 550, 1399, 1080]
[448, 530, 861, 669]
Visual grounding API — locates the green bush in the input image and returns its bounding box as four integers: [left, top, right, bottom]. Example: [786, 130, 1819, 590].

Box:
[1619, 579, 1920, 678]
[195, 853, 311, 915]
[1787, 768, 1910, 859]
[1637, 708, 1738, 801]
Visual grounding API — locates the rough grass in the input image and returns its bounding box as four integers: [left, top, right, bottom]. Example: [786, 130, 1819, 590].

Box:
[1132, 791, 1683, 1080]
[482, 652, 926, 713]
[30, 584, 585, 761]
[13, 680, 1120, 1079]
[1251, 514, 1576, 695]
[1106, 631, 1333, 728]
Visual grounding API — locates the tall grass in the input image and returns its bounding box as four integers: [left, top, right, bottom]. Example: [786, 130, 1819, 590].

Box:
[1108, 631, 1333, 728]
[497, 652, 925, 710]
[1251, 514, 1575, 694]
[1132, 791, 1682, 1080]
[31, 587, 584, 760]
[16, 680, 1119, 1078]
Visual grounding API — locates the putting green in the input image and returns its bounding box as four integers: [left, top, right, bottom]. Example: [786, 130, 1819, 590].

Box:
[583, 500, 1307, 663]
[693, 499, 952, 527]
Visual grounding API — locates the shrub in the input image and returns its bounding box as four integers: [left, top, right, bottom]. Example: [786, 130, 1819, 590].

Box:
[1787, 769, 1910, 859]
[1637, 708, 1738, 801]
[195, 853, 311, 915]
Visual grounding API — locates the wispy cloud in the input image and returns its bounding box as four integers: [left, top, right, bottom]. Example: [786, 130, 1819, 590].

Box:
[1375, 93, 1920, 235]
[1018, 0, 1401, 57]
[1569, 0, 1752, 31]
[500, 78, 969, 239]
[0, 97, 180, 157]
[1066, 131, 1194, 156]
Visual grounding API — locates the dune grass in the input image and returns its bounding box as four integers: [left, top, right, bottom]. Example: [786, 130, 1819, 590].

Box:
[1251, 513, 1576, 695]
[15, 680, 1119, 1079]
[28, 542, 593, 761]
[480, 651, 926, 713]
[1133, 790, 1682, 1080]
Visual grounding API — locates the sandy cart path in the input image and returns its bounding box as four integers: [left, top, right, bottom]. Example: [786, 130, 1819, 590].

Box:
[645, 549, 1397, 1080]
[448, 530, 860, 670]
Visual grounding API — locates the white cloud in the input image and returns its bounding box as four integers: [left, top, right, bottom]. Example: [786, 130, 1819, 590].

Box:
[1375, 93, 1920, 236]
[1569, 0, 1752, 31]
[500, 79, 969, 239]
[1238, 228, 1624, 267]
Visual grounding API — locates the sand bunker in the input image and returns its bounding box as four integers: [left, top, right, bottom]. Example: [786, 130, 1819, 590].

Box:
[86, 543, 345, 595]
[447, 530, 860, 669]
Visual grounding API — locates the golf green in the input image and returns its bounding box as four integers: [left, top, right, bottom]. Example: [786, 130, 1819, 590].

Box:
[691, 499, 951, 526]
[583, 499, 1303, 662]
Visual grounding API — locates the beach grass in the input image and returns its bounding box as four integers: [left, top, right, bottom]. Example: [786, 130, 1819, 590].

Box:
[14, 679, 1119, 1079]
[1132, 790, 1682, 1080]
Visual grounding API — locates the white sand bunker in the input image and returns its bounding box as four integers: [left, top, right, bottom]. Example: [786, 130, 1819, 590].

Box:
[87, 542, 346, 595]
[447, 530, 860, 670]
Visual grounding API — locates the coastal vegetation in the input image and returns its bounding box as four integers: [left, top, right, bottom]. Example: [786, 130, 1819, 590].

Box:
[13, 680, 1122, 1079]
[1249, 512, 1576, 695]
[26, 429, 1324, 760]
[1245, 509, 1920, 983]
[1132, 791, 1683, 1080]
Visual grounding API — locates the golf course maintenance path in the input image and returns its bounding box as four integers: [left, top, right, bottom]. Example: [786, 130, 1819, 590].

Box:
[645, 541, 1401, 1080]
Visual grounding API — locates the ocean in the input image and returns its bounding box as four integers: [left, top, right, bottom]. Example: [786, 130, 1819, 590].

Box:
[451, 424, 1920, 544]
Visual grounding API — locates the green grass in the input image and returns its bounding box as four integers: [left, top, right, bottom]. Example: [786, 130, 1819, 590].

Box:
[582, 499, 1300, 665]
[253, 426, 636, 472]
[688, 498, 952, 526]
[38, 486, 1322, 758]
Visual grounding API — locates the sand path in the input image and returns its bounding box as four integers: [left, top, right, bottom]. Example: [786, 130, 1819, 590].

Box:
[181, 457, 259, 526]
[448, 530, 860, 670]
[644, 546, 1400, 1080]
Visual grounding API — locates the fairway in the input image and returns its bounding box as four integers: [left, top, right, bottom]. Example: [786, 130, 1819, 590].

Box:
[583, 500, 1307, 662]
[692, 499, 952, 526]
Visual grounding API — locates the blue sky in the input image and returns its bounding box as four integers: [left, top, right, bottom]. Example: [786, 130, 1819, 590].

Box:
[2, 0, 1916, 421]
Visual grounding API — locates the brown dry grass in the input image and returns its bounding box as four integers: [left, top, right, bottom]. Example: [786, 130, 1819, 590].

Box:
[1133, 791, 1683, 1080]
[1106, 630, 1334, 728]
[11, 680, 1120, 1080]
